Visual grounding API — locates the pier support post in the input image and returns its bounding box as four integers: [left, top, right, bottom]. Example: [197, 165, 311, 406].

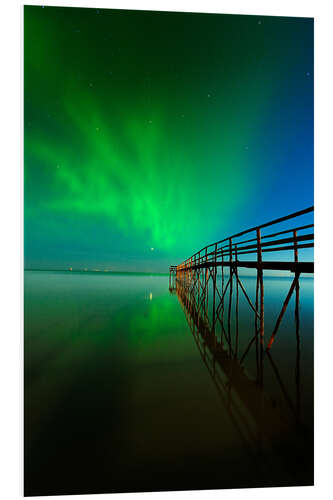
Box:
[256, 228, 264, 344]
[235, 244, 239, 358]
[212, 243, 217, 334]
[228, 238, 233, 351]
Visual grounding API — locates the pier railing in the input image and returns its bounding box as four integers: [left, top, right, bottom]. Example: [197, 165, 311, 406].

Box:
[169, 206, 314, 351]
[173, 206, 314, 274]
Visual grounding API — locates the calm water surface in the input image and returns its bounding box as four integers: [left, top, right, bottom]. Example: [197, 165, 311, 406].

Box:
[24, 271, 313, 496]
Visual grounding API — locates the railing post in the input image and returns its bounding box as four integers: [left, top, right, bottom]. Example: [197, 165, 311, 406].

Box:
[205, 247, 208, 314]
[197, 251, 201, 309]
[185, 261, 187, 285]
[221, 248, 224, 320]
[190, 258, 192, 284]
[293, 230, 299, 263]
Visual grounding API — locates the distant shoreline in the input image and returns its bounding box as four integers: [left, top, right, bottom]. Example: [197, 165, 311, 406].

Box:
[24, 269, 169, 276]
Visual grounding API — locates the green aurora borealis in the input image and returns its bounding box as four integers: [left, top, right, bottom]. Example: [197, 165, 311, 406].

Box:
[24, 6, 313, 271]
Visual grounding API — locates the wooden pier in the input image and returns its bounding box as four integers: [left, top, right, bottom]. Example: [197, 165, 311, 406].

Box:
[169, 206, 314, 351]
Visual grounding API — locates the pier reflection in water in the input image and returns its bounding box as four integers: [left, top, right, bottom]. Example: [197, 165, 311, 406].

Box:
[170, 270, 313, 486]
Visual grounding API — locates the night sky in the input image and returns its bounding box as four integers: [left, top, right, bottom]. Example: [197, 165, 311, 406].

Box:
[24, 6, 313, 272]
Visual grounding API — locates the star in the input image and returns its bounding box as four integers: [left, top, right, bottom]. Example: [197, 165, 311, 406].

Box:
[150, 247, 154, 251]
[258, 20, 262, 25]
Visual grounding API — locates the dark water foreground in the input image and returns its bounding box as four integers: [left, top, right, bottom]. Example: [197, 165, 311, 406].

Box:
[24, 271, 313, 496]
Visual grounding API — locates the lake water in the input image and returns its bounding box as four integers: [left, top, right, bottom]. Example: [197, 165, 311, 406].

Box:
[24, 270, 313, 496]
